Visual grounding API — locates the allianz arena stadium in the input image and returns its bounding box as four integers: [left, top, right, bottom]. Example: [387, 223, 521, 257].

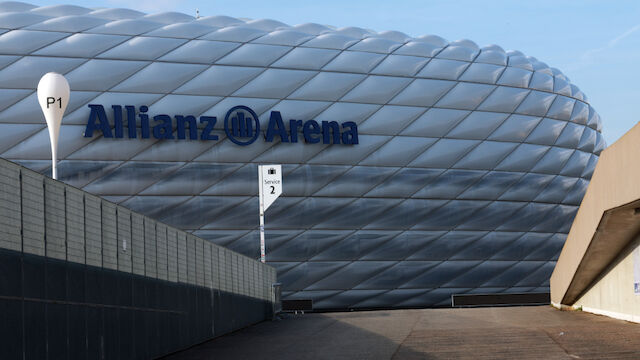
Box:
[0, 2, 605, 309]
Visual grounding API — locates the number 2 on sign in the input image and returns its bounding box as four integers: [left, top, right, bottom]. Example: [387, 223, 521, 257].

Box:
[270, 186, 275, 194]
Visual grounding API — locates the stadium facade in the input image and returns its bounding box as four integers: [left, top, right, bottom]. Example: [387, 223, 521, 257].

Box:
[0, 2, 605, 309]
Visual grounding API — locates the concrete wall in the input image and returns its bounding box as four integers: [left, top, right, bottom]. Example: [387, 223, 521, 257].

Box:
[574, 236, 640, 323]
[0, 158, 277, 359]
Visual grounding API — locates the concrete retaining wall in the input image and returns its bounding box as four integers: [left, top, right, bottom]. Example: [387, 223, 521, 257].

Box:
[0, 158, 277, 359]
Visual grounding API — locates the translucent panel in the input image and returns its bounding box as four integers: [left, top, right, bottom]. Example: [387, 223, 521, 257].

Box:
[526, 234, 566, 261]
[529, 71, 553, 91]
[354, 261, 440, 288]
[140, 163, 241, 195]
[97, 36, 186, 60]
[305, 261, 396, 291]
[120, 195, 191, 220]
[34, 33, 128, 58]
[474, 50, 507, 66]
[131, 137, 219, 163]
[0, 90, 96, 125]
[275, 261, 349, 289]
[0, 123, 44, 154]
[453, 141, 518, 170]
[476, 87, 530, 113]
[400, 108, 470, 137]
[445, 261, 517, 287]
[233, 68, 316, 98]
[26, 15, 108, 32]
[360, 137, 437, 166]
[359, 105, 424, 135]
[530, 147, 574, 174]
[289, 72, 365, 101]
[507, 55, 533, 71]
[245, 18, 289, 31]
[577, 127, 596, 153]
[498, 173, 555, 201]
[341, 76, 412, 104]
[435, 82, 496, 110]
[216, 43, 291, 66]
[365, 168, 444, 198]
[349, 37, 401, 53]
[400, 260, 481, 287]
[315, 102, 379, 125]
[371, 55, 429, 76]
[66, 59, 149, 91]
[0, 2, 36, 12]
[0, 55, 18, 70]
[413, 170, 486, 199]
[322, 51, 385, 73]
[313, 166, 397, 197]
[581, 154, 598, 178]
[174, 65, 262, 96]
[532, 205, 578, 233]
[409, 139, 478, 168]
[158, 196, 249, 229]
[555, 122, 584, 148]
[495, 144, 550, 172]
[312, 198, 404, 229]
[301, 33, 359, 50]
[487, 114, 542, 142]
[496, 67, 532, 88]
[553, 76, 572, 96]
[389, 79, 455, 107]
[497, 202, 557, 231]
[268, 197, 355, 229]
[482, 261, 546, 287]
[0, 56, 84, 89]
[364, 198, 448, 230]
[446, 112, 508, 139]
[0, 30, 68, 55]
[534, 176, 578, 203]
[145, 22, 217, 39]
[526, 118, 567, 145]
[200, 26, 266, 42]
[515, 91, 557, 116]
[30, 4, 92, 16]
[458, 63, 505, 83]
[283, 165, 350, 197]
[361, 232, 443, 261]
[88, 8, 144, 20]
[82, 162, 183, 196]
[560, 150, 591, 177]
[194, 130, 277, 162]
[266, 100, 332, 127]
[570, 100, 589, 125]
[199, 164, 259, 195]
[394, 41, 442, 57]
[66, 135, 157, 161]
[0, 88, 31, 112]
[111, 62, 207, 93]
[158, 40, 239, 63]
[417, 59, 470, 80]
[563, 178, 588, 205]
[546, 96, 575, 121]
[457, 171, 523, 200]
[197, 97, 278, 129]
[436, 45, 478, 61]
[490, 232, 549, 261]
[251, 30, 313, 46]
[2, 125, 93, 159]
[254, 140, 329, 164]
[62, 92, 162, 125]
[292, 23, 332, 35]
[593, 132, 606, 154]
[88, 19, 164, 35]
[271, 47, 339, 70]
[55, 160, 122, 188]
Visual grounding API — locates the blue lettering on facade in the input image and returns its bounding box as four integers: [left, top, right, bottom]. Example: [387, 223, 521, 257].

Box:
[83, 104, 358, 146]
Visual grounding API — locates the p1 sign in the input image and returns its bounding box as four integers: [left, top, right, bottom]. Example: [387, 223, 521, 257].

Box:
[259, 165, 282, 212]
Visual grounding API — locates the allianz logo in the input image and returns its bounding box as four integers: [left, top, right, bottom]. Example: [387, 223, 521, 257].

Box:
[83, 104, 359, 146]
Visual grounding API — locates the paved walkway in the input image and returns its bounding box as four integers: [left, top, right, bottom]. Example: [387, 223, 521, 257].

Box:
[164, 306, 640, 359]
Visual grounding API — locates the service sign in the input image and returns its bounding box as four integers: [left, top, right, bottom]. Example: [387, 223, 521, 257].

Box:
[259, 165, 282, 212]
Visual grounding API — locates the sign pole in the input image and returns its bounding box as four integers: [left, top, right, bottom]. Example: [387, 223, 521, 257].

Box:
[258, 166, 266, 263]
[257, 164, 282, 264]
[37, 72, 70, 180]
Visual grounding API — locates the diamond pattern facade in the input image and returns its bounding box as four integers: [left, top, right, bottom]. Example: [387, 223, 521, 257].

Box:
[0, 2, 605, 309]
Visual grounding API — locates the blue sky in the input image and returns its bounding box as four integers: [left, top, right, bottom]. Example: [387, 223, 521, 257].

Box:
[30, 0, 640, 145]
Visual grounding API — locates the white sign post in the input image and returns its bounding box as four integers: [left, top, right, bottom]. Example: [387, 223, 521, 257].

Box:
[37, 72, 70, 180]
[258, 165, 282, 263]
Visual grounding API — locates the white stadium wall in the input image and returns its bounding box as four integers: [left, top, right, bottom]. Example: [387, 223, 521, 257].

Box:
[0, 2, 605, 309]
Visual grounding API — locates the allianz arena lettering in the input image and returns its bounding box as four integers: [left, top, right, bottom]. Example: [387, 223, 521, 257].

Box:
[83, 104, 359, 146]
